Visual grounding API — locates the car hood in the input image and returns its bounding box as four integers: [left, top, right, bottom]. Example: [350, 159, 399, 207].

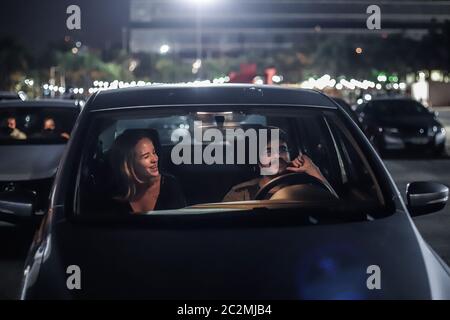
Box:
[0, 145, 66, 181]
[26, 210, 450, 299]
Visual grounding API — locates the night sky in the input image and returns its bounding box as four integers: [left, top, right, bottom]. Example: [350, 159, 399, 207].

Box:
[0, 0, 130, 51]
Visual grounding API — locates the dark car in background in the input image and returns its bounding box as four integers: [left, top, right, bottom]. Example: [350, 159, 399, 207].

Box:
[357, 98, 446, 155]
[332, 97, 362, 129]
[0, 100, 81, 224]
[9, 85, 450, 299]
[0, 91, 24, 101]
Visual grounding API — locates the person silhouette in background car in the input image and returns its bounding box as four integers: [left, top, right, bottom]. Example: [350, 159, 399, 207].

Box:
[40, 117, 70, 140]
[110, 129, 186, 213]
[6, 117, 27, 140]
[223, 134, 331, 202]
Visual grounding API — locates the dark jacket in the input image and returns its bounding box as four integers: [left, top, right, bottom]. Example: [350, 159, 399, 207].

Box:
[115, 174, 186, 213]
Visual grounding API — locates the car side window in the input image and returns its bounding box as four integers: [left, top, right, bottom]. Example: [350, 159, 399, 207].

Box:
[326, 116, 383, 204]
[296, 114, 345, 190]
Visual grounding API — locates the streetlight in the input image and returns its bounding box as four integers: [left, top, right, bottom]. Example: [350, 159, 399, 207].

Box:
[192, 59, 202, 74]
[186, 0, 216, 77]
[160, 44, 170, 55]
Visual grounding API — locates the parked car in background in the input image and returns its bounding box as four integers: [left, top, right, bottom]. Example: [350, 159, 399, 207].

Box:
[0, 99, 81, 224]
[0, 91, 24, 102]
[357, 98, 446, 155]
[331, 97, 362, 129]
[11, 85, 450, 299]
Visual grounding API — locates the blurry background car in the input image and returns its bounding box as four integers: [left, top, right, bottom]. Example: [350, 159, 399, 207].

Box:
[0, 99, 81, 224]
[331, 97, 362, 129]
[0, 91, 25, 102]
[357, 98, 446, 156]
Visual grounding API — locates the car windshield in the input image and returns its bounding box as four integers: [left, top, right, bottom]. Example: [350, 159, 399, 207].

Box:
[371, 100, 429, 117]
[76, 105, 389, 221]
[0, 107, 78, 144]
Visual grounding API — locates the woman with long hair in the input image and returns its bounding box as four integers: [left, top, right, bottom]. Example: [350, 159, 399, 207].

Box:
[110, 129, 186, 213]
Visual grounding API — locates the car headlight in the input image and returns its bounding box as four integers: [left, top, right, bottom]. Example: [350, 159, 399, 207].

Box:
[433, 126, 445, 135]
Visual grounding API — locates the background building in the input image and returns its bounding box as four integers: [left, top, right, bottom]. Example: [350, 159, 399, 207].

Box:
[128, 0, 450, 57]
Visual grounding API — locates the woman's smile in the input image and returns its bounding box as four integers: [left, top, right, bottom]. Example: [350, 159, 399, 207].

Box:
[149, 164, 159, 173]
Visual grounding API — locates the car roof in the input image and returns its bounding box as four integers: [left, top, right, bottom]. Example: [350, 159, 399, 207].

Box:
[0, 99, 81, 109]
[0, 91, 21, 99]
[87, 84, 338, 111]
[371, 96, 416, 102]
[331, 97, 351, 107]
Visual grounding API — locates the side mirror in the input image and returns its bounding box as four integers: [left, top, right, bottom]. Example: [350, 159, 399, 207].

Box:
[0, 190, 36, 223]
[406, 182, 449, 216]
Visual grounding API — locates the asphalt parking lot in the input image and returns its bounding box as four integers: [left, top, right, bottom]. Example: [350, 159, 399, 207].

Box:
[383, 107, 450, 265]
[0, 222, 34, 299]
[385, 158, 450, 264]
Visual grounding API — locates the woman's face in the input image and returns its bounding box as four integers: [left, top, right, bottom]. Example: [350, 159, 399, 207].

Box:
[133, 138, 159, 179]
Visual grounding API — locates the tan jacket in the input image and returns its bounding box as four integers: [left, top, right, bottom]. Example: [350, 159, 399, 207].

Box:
[222, 178, 262, 202]
[10, 128, 27, 140]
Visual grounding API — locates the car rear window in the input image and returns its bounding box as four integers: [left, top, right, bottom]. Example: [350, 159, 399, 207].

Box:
[370, 100, 429, 117]
[0, 107, 79, 144]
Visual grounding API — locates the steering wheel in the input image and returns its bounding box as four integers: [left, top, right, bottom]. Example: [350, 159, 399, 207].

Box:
[254, 172, 339, 200]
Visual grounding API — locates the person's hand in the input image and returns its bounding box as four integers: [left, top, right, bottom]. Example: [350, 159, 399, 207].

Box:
[286, 154, 325, 182]
[61, 132, 70, 140]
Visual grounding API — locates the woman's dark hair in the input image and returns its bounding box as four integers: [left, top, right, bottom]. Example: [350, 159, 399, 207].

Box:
[109, 129, 161, 201]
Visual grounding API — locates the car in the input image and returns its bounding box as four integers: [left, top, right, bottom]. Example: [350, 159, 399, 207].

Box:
[11, 85, 450, 299]
[357, 98, 446, 156]
[0, 91, 24, 101]
[0, 99, 81, 224]
[331, 97, 362, 129]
